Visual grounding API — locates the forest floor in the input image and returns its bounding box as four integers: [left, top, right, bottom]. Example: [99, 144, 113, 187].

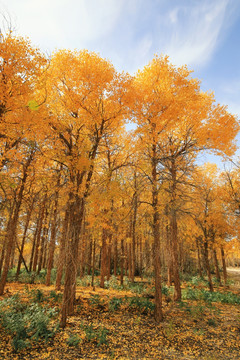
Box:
[0, 270, 240, 359]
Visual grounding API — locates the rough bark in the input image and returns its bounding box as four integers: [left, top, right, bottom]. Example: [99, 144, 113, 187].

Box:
[139, 235, 143, 280]
[46, 173, 60, 286]
[55, 207, 69, 291]
[29, 212, 41, 272]
[100, 228, 107, 288]
[91, 239, 96, 288]
[169, 159, 181, 301]
[60, 119, 105, 328]
[37, 210, 49, 274]
[213, 248, 221, 285]
[120, 238, 124, 285]
[170, 209, 181, 300]
[113, 234, 118, 277]
[87, 239, 92, 276]
[15, 200, 34, 279]
[221, 246, 227, 287]
[196, 237, 203, 278]
[106, 242, 112, 281]
[166, 221, 173, 286]
[0, 241, 6, 276]
[203, 240, 213, 292]
[60, 195, 84, 328]
[32, 194, 47, 272]
[0, 153, 32, 295]
[131, 178, 138, 283]
[152, 143, 163, 322]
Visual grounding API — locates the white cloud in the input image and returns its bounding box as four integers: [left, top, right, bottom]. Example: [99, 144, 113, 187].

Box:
[2, 0, 124, 51]
[169, 8, 179, 24]
[1, 0, 238, 73]
[162, 0, 231, 68]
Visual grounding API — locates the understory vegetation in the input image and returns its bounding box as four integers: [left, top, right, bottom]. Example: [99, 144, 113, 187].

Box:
[0, 28, 240, 360]
[0, 271, 240, 359]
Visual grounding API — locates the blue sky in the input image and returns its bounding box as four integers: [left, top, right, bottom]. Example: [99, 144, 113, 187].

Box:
[1, 0, 240, 164]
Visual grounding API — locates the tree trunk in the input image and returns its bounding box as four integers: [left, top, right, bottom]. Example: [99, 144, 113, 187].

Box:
[0, 241, 6, 276]
[10, 244, 15, 269]
[152, 143, 163, 322]
[29, 214, 40, 272]
[196, 237, 203, 278]
[203, 241, 213, 292]
[170, 209, 181, 300]
[87, 239, 92, 275]
[131, 175, 138, 282]
[15, 201, 34, 280]
[221, 246, 227, 287]
[55, 207, 69, 291]
[169, 159, 181, 301]
[120, 238, 124, 285]
[153, 205, 163, 322]
[79, 233, 86, 279]
[128, 241, 132, 280]
[91, 239, 96, 288]
[100, 228, 107, 288]
[213, 248, 221, 285]
[32, 194, 47, 272]
[60, 195, 84, 328]
[139, 235, 143, 280]
[113, 235, 118, 277]
[37, 210, 49, 274]
[0, 155, 31, 295]
[166, 222, 173, 286]
[107, 242, 112, 281]
[46, 176, 60, 286]
[125, 237, 128, 277]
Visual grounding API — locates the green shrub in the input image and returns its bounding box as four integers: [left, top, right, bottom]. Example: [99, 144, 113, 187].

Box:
[28, 288, 45, 303]
[109, 297, 123, 311]
[128, 296, 155, 313]
[123, 279, 147, 294]
[49, 268, 57, 284]
[190, 303, 205, 318]
[48, 290, 62, 303]
[18, 270, 33, 283]
[67, 333, 81, 347]
[89, 294, 106, 309]
[104, 276, 123, 290]
[83, 323, 96, 341]
[182, 287, 199, 300]
[161, 285, 170, 296]
[80, 323, 108, 346]
[97, 326, 108, 347]
[77, 275, 92, 287]
[207, 318, 217, 327]
[189, 276, 208, 287]
[0, 295, 59, 351]
[35, 269, 47, 284]
[6, 267, 17, 282]
[182, 287, 240, 305]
